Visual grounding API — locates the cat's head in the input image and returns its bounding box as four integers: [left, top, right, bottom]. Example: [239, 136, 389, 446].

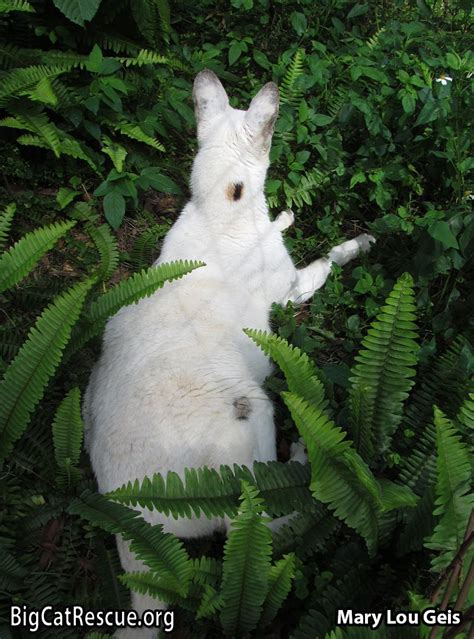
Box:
[190, 69, 279, 209]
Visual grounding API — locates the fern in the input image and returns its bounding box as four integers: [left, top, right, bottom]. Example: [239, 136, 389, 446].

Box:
[0, 0, 34, 13]
[283, 168, 330, 209]
[280, 49, 305, 107]
[120, 49, 181, 69]
[86, 260, 205, 324]
[273, 506, 339, 558]
[219, 482, 273, 636]
[0, 220, 75, 294]
[425, 407, 473, 572]
[0, 547, 27, 591]
[0, 203, 15, 251]
[0, 279, 93, 465]
[283, 392, 384, 553]
[16, 133, 99, 170]
[107, 460, 312, 520]
[0, 109, 61, 156]
[0, 65, 72, 104]
[89, 223, 119, 280]
[259, 553, 296, 627]
[456, 390, 474, 446]
[52, 388, 84, 489]
[348, 272, 419, 460]
[69, 491, 192, 595]
[120, 571, 201, 609]
[245, 329, 327, 412]
[114, 122, 165, 151]
[65, 261, 202, 357]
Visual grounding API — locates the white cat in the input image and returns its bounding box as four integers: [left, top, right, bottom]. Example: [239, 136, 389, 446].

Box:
[83, 69, 374, 637]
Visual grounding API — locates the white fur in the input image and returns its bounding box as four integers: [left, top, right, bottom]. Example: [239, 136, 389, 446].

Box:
[83, 70, 374, 637]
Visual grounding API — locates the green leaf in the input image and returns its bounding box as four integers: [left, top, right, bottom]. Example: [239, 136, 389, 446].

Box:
[402, 92, 416, 114]
[348, 273, 419, 459]
[220, 482, 272, 636]
[259, 554, 296, 627]
[415, 97, 439, 126]
[290, 11, 307, 35]
[313, 113, 333, 126]
[139, 168, 181, 194]
[56, 187, 78, 210]
[0, 220, 75, 294]
[347, 2, 369, 18]
[69, 491, 193, 595]
[107, 460, 312, 520]
[425, 407, 474, 572]
[103, 191, 125, 229]
[0, 279, 93, 465]
[244, 329, 328, 412]
[282, 392, 382, 554]
[228, 41, 245, 66]
[428, 221, 459, 249]
[0, 203, 15, 251]
[52, 0, 102, 26]
[52, 388, 84, 489]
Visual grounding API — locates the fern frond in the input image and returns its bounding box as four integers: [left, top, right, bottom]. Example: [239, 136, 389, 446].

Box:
[114, 122, 165, 151]
[326, 82, 351, 119]
[0, 220, 75, 294]
[86, 260, 205, 324]
[120, 571, 201, 609]
[366, 27, 386, 50]
[273, 506, 339, 558]
[120, 49, 171, 67]
[89, 223, 119, 280]
[425, 407, 473, 572]
[0, 65, 71, 104]
[0, 109, 61, 156]
[283, 168, 329, 209]
[0, 0, 34, 13]
[245, 329, 327, 412]
[191, 556, 222, 587]
[0, 548, 27, 591]
[456, 390, 474, 446]
[101, 138, 127, 172]
[52, 388, 83, 489]
[0, 203, 15, 251]
[220, 482, 272, 636]
[349, 272, 418, 460]
[0, 279, 93, 465]
[69, 491, 192, 595]
[65, 261, 197, 357]
[282, 392, 382, 554]
[107, 460, 312, 520]
[196, 584, 224, 619]
[280, 49, 305, 107]
[259, 553, 295, 627]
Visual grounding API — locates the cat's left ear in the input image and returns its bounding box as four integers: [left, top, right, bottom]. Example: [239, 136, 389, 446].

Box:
[244, 82, 279, 152]
[193, 69, 229, 140]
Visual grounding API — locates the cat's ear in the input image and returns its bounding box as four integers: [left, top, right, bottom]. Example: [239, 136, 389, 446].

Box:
[244, 82, 279, 152]
[193, 69, 229, 139]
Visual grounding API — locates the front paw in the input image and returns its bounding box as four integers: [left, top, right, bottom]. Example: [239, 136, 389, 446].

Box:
[274, 209, 295, 231]
[290, 439, 308, 464]
[354, 233, 376, 253]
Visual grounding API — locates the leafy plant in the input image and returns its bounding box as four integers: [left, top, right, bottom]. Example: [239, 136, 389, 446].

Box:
[73, 273, 473, 637]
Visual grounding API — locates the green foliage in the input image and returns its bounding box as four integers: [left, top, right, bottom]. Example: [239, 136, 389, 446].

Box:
[0, 218, 75, 293]
[52, 387, 84, 489]
[0, 278, 93, 465]
[348, 272, 419, 460]
[0, 1, 473, 636]
[219, 482, 273, 636]
[425, 407, 473, 572]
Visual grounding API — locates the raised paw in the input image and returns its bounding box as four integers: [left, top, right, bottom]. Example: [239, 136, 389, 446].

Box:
[354, 233, 376, 253]
[290, 439, 308, 464]
[274, 209, 295, 231]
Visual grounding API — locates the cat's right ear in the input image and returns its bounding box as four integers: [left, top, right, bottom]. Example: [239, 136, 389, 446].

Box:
[193, 69, 229, 140]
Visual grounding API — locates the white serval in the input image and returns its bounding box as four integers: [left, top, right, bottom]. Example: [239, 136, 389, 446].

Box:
[84, 69, 375, 637]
